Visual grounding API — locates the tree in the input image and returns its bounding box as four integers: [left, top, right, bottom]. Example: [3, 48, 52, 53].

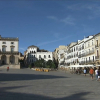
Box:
[34, 58, 46, 68]
[46, 60, 56, 69]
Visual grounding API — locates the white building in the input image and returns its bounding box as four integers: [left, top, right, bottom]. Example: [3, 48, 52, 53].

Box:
[55, 46, 67, 67]
[65, 35, 96, 67]
[25, 45, 53, 64]
[0, 35, 19, 65]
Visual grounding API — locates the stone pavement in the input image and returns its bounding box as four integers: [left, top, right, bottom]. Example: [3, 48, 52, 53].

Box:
[0, 68, 100, 100]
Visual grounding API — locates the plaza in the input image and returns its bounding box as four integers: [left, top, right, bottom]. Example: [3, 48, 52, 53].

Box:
[0, 69, 100, 100]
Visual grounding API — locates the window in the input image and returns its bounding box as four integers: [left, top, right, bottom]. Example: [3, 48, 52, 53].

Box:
[44, 55, 46, 58]
[92, 48, 94, 52]
[89, 57, 90, 61]
[39, 55, 41, 59]
[97, 50, 99, 56]
[11, 42, 14, 44]
[11, 47, 14, 52]
[48, 55, 51, 58]
[86, 58, 87, 63]
[76, 46, 78, 50]
[88, 42, 90, 47]
[74, 47, 75, 51]
[89, 49, 90, 53]
[96, 40, 98, 46]
[2, 47, 6, 52]
[82, 44, 84, 49]
[93, 56, 94, 62]
[92, 40, 93, 46]
[2, 42, 6, 44]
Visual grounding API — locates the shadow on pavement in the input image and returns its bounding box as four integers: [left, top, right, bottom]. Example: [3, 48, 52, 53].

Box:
[0, 85, 91, 100]
[0, 73, 68, 81]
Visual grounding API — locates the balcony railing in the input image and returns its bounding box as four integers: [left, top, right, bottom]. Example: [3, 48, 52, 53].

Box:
[82, 46, 84, 50]
[78, 51, 94, 58]
[85, 50, 94, 56]
[79, 60, 95, 64]
[95, 45, 99, 48]
[0, 51, 19, 54]
[85, 60, 95, 64]
[67, 56, 71, 59]
[78, 48, 81, 51]
[95, 56, 99, 59]
[78, 55, 81, 58]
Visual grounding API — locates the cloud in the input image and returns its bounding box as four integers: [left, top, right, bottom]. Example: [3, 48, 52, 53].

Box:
[47, 15, 75, 25]
[66, 3, 100, 19]
[60, 16, 75, 25]
[37, 35, 75, 46]
[47, 16, 58, 20]
[19, 47, 25, 51]
[66, 3, 95, 11]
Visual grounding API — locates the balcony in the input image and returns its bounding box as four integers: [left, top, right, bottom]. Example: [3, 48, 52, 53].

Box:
[95, 56, 99, 59]
[81, 53, 85, 57]
[81, 46, 84, 50]
[79, 60, 95, 65]
[78, 48, 81, 51]
[95, 45, 99, 48]
[0, 51, 19, 55]
[60, 58, 65, 62]
[85, 50, 94, 56]
[67, 56, 71, 59]
[78, 55, 81, 58]
[80, 61, 85, 65]
[83, 60, 95, 64]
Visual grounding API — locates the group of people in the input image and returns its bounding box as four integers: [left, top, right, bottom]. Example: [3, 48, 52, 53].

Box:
[84, 67, 100, 81]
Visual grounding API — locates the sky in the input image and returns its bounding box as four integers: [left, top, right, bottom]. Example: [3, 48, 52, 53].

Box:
[0, 0, 100, 54]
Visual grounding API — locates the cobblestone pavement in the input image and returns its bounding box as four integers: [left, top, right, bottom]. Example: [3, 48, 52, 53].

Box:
[0, 68, 100, 100]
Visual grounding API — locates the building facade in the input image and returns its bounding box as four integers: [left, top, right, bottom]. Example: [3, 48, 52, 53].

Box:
[0, 35, 19, 65]
[55, 33, 100, 68]
[53, 45, 67, 67]
[25, 45, 53, 65]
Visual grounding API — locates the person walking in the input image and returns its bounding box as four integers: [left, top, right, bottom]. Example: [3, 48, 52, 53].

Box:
[97, 67, 100, 82]
[7, 66, 9, 71]
[89, 68, 94, 80]
[83, 68, 86, 76]
[95, 68, 98, 81]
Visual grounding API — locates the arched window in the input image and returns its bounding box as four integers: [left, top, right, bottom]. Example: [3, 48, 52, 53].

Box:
[1, 55, 6, 64]
[2, 46, 6, 52]
[97, 50, 99, 56]
[44, 55, 46, 58]
[10, 55, 15, 64]
[48, 55, 50, 58]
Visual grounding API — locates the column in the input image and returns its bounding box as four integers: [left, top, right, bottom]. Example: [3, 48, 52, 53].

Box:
[15, 56, 19, 64]
[6, 55, 10, 64]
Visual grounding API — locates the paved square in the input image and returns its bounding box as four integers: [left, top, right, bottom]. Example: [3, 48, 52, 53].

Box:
[0, 68, 100, 100]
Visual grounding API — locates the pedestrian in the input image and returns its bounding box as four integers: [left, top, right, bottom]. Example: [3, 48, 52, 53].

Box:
[97, 67, 100, 82]
[7, 66, 9, 71]
[83, 68, 86, 76]
[95, 68, 98, 81]
[89, 67, 94, 80]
